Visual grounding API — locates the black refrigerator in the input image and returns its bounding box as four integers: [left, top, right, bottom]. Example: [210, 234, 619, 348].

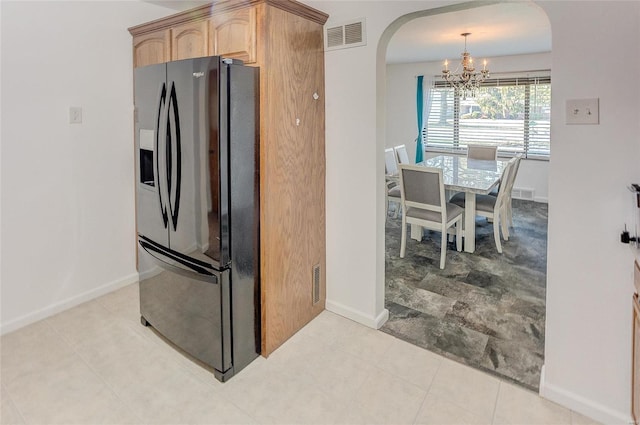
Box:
[134, 56, 260, 382]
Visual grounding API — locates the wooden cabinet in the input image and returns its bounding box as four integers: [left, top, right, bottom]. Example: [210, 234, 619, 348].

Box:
[171, 20, 208, 61]
[257, 4, 326, 356]
[132, 29, 170, 68]
[129, 0, 328, 357]
[209, 7, 256, 63]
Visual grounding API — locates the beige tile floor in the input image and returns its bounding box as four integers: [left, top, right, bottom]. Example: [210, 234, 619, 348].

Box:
[1, 283, 600, 425]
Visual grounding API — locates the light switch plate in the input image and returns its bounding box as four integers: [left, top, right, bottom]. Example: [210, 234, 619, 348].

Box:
[566, 98, 599, 125]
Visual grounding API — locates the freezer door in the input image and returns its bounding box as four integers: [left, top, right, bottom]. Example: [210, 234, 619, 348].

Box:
[138, 244, 232, 376]
[135, 63, 170, 248]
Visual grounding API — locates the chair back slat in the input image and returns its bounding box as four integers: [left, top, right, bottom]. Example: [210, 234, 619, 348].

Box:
[495, 161, 514, 205]
[468, 145, 498, 160]
[394, 144, 410, 165]
[507, 154, 523, 192]
[385, 148, 398, 175]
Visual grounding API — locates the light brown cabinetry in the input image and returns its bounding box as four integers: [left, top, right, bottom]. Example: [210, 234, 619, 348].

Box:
[171, 20, 208, 61]
[209, 7, 256, 63]
[129, 0, 328, 357]
[132, 29, 170, 68]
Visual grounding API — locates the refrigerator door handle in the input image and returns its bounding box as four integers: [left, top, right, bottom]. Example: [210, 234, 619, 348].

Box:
[166, 81, 182, 231]
[155, 82, 169, 229]
[139, 236, 220, 284]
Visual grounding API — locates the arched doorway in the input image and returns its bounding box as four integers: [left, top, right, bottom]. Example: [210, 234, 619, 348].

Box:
[376, 1, 551, 390]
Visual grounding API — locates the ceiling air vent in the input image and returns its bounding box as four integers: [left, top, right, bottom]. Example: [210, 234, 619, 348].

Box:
[325, 18, 366, 51]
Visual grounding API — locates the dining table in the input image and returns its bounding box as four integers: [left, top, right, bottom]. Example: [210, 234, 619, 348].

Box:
[411, 154, 508, 253]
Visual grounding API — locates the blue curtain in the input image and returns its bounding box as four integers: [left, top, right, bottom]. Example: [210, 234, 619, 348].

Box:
[415, 76, 424, 163]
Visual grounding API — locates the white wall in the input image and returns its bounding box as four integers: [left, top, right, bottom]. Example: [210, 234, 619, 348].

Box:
[308, 0, 639, 423]
[306, 0, 460, 328]
[1, 1, 639, 422]
[386, 53, 551, 202]
[540, 1, 640, 422]
[0, 1, 176, 333]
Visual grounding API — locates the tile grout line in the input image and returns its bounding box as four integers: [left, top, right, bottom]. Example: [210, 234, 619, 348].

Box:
[383, 200, 548, 392]
[67, 294, 263, 423]
[491, 381, 502, 424]
[43, 313, 147, 424]
[309, 331, 396, 420]
[410, 353, 444, 425]
[1, 381, 29, 425]
[94, 284, 262, 423]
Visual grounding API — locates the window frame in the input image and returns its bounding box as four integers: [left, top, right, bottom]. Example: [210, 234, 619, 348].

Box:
[422, 75, 551, 160]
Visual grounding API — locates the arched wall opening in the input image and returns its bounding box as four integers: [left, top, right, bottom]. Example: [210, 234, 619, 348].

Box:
[376, 0, 552, 390]
[375, 0, 551, 328]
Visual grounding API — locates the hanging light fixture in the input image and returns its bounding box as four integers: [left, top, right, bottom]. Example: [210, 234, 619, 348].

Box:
[441, 32, 489, 98]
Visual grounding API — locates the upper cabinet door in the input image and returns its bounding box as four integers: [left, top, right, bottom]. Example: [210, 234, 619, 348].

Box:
[209, 7, 257, 64]
[133, 29, 170, 68]
[171, 20, 209, 61]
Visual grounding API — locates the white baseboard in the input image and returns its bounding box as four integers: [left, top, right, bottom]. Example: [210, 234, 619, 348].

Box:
[538, 364, 545, 396]
[539, 365, 632, 425]
[325, 299, 389, 329]
[0, 272, 140, 336]
[138, 264, 162, 281]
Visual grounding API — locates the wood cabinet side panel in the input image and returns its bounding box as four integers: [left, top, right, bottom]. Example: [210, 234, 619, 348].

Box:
[260, 6, 326, 356]
[171, 20, 209, 61]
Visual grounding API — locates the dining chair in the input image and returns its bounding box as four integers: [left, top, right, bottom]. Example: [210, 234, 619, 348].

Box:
[385, 148, 401, 217]
[399, 164, 463, 269]
[394, 144, 411, 165]
[449, 160, 514, 253]
[467, 144, 498, 160]
[505, 154, 523, 228]
[385, 148, 399, 176]
[489, 154, 522, 231]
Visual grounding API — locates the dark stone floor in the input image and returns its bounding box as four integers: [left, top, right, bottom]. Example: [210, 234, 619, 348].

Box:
[381, 199, 548, 391]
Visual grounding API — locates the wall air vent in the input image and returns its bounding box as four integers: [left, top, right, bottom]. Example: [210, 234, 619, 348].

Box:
[512, 188, 535, 201]
[325, 18, 366, 51]
[312, 264, 321, 305]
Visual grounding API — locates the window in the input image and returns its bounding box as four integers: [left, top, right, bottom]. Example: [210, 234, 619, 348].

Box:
[423, 76, 551, 158]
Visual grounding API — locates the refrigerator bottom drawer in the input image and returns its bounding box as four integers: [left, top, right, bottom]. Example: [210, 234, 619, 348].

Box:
[139, 268, 232, 378]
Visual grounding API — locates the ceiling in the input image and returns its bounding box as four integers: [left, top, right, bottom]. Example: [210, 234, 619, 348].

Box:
[142, 1, 551, 65]
[385, 2, 551, 64]
[144, 0, 210, 11]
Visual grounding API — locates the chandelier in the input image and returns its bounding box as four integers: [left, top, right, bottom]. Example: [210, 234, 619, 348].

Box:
[441, 33, 489, 98]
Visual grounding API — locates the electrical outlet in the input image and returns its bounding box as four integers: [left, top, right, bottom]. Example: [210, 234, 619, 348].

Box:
[69, 107, 82, 124]
[565, 98, 599, 125]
